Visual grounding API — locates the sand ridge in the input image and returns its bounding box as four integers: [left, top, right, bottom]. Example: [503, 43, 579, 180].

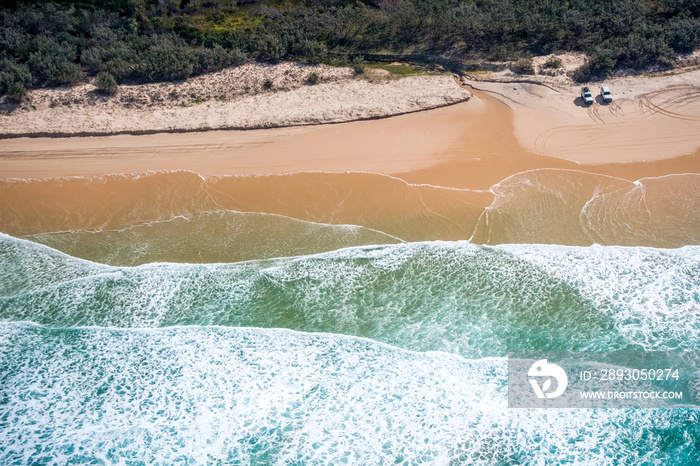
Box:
[0, 63, 470, 137]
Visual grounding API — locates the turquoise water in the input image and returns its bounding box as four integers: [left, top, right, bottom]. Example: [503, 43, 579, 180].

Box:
[2, 234, 700, 463]
[2, 324, 699, 465]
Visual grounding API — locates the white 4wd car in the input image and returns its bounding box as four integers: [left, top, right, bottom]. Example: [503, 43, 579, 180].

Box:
[581, 86, 594, 105]
[601, 86, 613, 103]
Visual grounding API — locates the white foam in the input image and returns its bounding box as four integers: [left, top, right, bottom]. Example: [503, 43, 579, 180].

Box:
[0, 324, 693, 465]
[3, 237, 700, 354]
[502, 244, 700, 350]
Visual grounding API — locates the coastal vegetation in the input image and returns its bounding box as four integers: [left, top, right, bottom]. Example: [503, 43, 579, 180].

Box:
[2, 0, 700, 96]
[95, 71, 118, 94]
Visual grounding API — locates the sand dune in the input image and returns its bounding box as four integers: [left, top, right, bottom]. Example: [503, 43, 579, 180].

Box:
[0, 63, 470, 137]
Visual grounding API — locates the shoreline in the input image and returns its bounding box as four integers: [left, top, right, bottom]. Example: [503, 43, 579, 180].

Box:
[2, 168, 698, 249]
[1, 78, 699, 250]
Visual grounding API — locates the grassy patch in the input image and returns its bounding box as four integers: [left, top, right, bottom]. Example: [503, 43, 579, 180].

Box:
[365, 63, 441, 77]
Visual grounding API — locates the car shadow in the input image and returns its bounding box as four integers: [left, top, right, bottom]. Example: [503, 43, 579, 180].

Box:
[574, 96, 591, 108]
[595, 95, 609, 105]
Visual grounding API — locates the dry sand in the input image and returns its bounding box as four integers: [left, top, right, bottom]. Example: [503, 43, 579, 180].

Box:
[0, 97, 489, 179]
[0, 63, 470, 136]
[463, 67, 700, 164]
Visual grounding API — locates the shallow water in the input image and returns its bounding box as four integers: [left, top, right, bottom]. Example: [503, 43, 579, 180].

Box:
[2, 169, 699, 252]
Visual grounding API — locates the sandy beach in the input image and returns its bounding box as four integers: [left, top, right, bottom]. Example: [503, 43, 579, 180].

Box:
[1, 63, 699, 250]
[2, 87, 698, 182]
[463, 68, 700, 164]
[0, 63, 470, 136]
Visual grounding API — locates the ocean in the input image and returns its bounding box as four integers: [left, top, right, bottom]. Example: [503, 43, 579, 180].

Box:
[2, 232, 700, 464]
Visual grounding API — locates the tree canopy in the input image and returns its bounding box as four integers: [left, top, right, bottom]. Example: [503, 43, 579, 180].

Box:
[2, 0, 700, 95]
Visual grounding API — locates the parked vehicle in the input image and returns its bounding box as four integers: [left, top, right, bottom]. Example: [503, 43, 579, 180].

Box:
[601, 86, 613, 103]
[581, 86, 594, 105]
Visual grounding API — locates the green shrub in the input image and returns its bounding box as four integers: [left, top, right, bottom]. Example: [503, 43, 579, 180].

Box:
[3, 0, 700, 92]
[306, 72, 320, 84]
[95, 71, 118, 94]
[573, 50, 617, 82]
[27, 38, 84, 86]
[194, 45, 246, 73]
[572, 66, 591, 83]
[588, 49, 617, 75]
[256, 35, 286, 62]
[657, 56, 676, 70]
[230, 48, 248, 67]
[665, 19, 700, 54]
[487, 45, 517, 62]
[351, 56, 365, 75]
[195, 44, 233, 74]
[296, 40, 328, 64]
[7, 82, 28, 102]
[81, 42, 134, 80]
[543, 56, 563, 69]
[610, 33, 674, 69]
[138, 36, 196, 82]
[511, 58, 535, 75]
[0, 58, 32, 95]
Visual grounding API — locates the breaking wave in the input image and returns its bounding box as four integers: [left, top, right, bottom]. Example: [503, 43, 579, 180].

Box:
[2, 235, 699, 356]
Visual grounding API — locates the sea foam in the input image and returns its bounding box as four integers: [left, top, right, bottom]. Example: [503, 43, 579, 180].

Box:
[1, 324, 698, 465]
